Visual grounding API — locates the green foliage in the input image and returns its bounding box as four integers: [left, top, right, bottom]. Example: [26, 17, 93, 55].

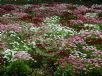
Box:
[4, 60, 32, 76]
[54, 64, 74, 76]
[87, 67, 102, 76]
[79, 67, 102, 76]
[1, 31, 33, 51]
[28, 12, 36, 17]
[98, 13, 102, 17]
[32, 68, 50, 76]
[0, 65, 6, 76]
[84, 24, 102, 30]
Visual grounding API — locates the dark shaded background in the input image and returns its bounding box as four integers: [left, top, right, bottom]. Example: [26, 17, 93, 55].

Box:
[0, 0, 102, 4]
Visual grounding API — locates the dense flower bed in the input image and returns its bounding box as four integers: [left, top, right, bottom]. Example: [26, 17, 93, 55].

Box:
[0, 4, 102, 76]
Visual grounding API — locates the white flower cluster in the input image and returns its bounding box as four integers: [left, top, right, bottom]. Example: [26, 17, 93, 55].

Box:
[29, 26, 39, 32]
[2, 13, 13, 17]
[23, 4, 32, 9]
[84, 24, 100, 30]
[85, 13, 98, 18]
[72, 50, 87, 58]
[37, 24, 75, 38]
[2, 49, 33, 62]
[3, 49, 17, 62]
[44, 16, 60, 25]
[49, 24, 75, 37]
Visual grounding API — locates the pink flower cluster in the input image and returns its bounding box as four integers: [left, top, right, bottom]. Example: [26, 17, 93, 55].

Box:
[0, 23, 21, 32]
[13, 51, 33, 60]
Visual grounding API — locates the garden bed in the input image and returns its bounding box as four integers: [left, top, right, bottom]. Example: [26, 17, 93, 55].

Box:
[0, 4, 102, 76]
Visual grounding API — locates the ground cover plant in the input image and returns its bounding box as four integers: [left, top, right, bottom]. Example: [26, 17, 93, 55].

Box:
[0, 4, 102, 76]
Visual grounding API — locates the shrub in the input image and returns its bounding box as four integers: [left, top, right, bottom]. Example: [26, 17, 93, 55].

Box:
[0, 65, 6, 76]
[4, 60, 32, 76]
